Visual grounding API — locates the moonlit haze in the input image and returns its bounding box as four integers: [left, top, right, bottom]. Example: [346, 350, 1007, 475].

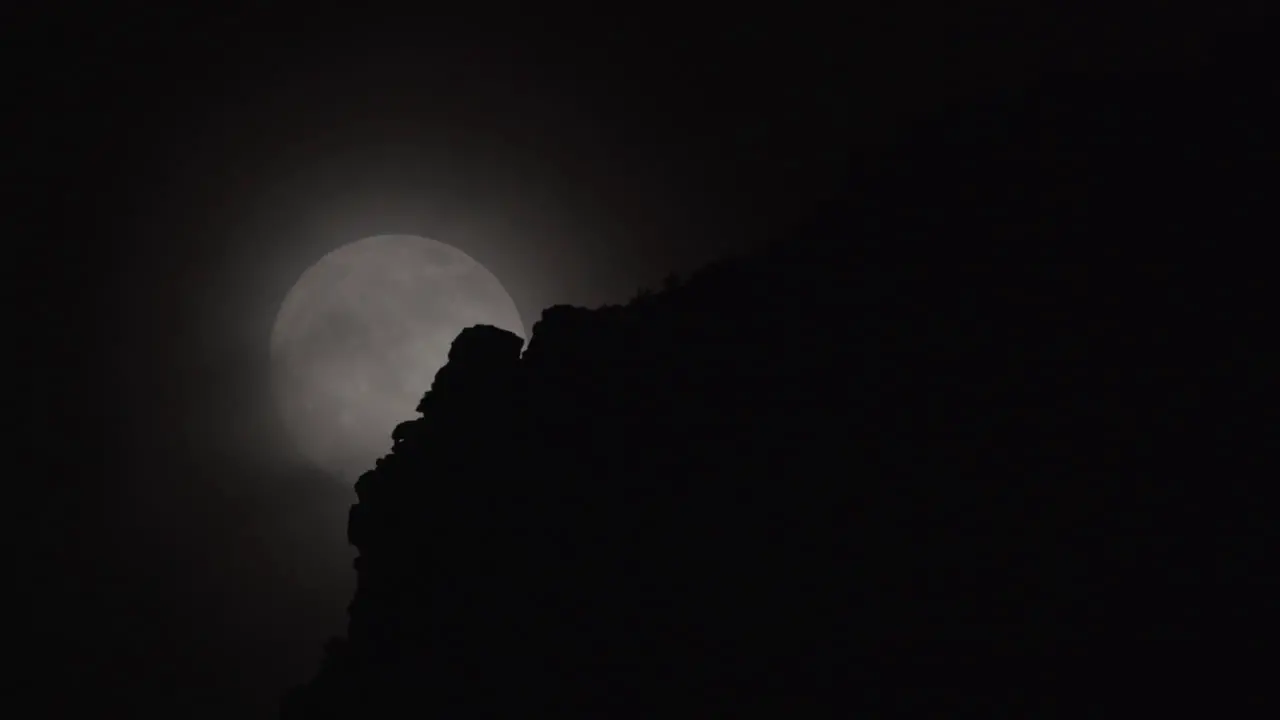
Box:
[270, 235, 525, 481]
[20, 6, 1276, 717]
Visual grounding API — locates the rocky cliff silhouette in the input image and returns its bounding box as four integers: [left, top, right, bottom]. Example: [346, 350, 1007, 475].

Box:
[281, 33, 1275, 716]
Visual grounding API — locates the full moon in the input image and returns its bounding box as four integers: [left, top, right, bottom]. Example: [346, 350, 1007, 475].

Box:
[270, 234, 525, 480]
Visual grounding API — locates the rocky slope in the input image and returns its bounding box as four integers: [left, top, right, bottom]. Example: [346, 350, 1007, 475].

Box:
[281, 32, 1276, 716]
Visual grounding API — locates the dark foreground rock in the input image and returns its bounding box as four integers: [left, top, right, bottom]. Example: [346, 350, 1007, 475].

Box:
[281, 33, 1276, 717]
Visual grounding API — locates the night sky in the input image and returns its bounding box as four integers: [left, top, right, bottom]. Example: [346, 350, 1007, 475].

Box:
[16, 5, 1275, 717]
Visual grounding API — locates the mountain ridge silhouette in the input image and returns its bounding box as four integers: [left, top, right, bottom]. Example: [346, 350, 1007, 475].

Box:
[280, 30, 1275, 716]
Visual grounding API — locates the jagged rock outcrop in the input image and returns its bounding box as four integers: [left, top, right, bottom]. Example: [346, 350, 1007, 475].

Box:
[281, 36, 1276, 716]
[282, 271, 1241, 715]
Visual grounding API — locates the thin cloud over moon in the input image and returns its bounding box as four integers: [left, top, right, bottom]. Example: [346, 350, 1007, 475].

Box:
[271, 234, 525, 481]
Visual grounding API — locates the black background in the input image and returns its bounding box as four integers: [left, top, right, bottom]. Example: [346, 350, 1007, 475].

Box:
[13, 5, 1276, 717]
